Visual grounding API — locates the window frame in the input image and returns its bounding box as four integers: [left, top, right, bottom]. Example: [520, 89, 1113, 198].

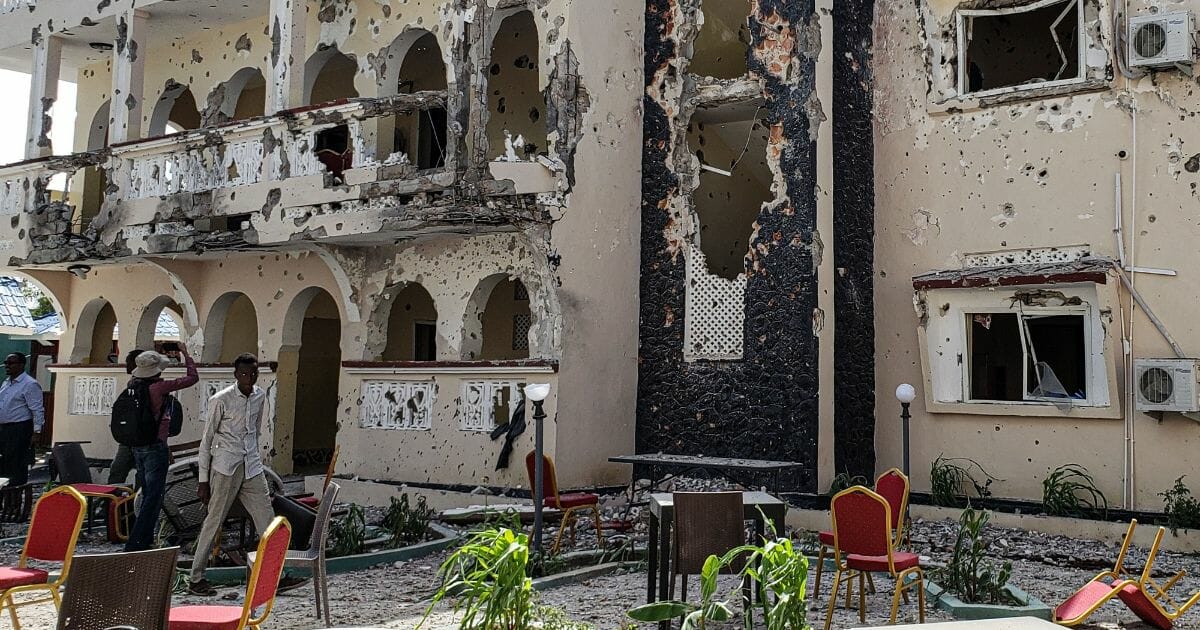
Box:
[956, 0, 1088, 99]
[962, 306, 1093, 405]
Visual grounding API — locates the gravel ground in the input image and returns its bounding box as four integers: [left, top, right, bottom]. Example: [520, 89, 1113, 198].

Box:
[1, 480, 1198, 629]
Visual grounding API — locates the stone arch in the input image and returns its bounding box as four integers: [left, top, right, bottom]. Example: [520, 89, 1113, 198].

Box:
[203, 292, 260, 363]
[281, 286, 343, 351]
[379, 29, 449, 95]
[275, 287, 342, 474]
[210, 67, 267, 123]
[368, 282, 438, 361]
[304, 46, 359, 105]
[484, 9, 546, 160]
[461, 273, 534, 361]
[71, 298, 118, 364]
[87, 101, 111, 151]
[148, 83, 201, 136]
[135, 295, 184, 352]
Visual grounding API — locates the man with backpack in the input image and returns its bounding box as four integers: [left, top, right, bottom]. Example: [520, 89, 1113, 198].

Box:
[114, 346, 198, 552]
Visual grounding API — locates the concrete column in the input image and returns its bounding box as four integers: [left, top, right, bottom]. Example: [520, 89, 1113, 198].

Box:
[25, 33, 62, 159]
[268, 0, 307, 113]
[110, 8, 148, 143]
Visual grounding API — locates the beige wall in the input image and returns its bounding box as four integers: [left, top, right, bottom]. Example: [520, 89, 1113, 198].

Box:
[874, 0, 1200, 508]
[486, 11, 546, 159]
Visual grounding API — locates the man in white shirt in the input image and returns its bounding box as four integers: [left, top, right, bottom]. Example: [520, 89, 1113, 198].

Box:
[0, 353, 44, 486]
[188, 353, 275, 595]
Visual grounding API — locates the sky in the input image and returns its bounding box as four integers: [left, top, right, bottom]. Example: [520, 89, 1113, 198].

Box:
[0, 68, 77, 169]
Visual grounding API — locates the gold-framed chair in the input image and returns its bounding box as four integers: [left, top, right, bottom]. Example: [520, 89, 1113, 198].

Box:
[0, 486, 87, 629]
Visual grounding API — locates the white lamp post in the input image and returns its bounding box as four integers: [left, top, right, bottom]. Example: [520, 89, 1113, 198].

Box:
[524, 383, 551, 569]
[895, 384, 916, 477]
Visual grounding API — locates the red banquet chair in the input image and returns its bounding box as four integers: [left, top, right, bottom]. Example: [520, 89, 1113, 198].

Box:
[0, 486, 87, 629]
[1117, 525, 1200, 630]
[169, 516, 292, 630]
[525, 452, 604, 554]
[815, 468, 910, 595]
[823, 486, 925, 630]
[1055, 519, 1142, 626]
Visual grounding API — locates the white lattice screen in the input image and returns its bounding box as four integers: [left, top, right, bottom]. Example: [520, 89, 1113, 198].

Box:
[684, 246, 746, 361]
[359, 381, 435, 430]
[459, 381, 524, 432]
[69, 376, 117, 416]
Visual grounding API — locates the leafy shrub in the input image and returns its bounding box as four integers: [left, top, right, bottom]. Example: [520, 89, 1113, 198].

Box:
[422, 527, 534, 629]
[1160, 476, 1200, 533]
[1042, 464, 1107, 518]
[382, 493, 435, 548]
[931, 455, 998, 506]
[328, 503, 368, 557]
[628, 519, 811, 630]
[827, 471, 869, 496]
[933, 507, 1015, 605]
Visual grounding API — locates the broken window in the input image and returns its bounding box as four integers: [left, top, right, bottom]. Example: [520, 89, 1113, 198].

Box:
[382, 283, 438, 361]
[486, 11, 546, 161]
[958, 0, 1082, 96]
[966, 311, 1087, 403]
[687, 105, 771, 280]
[689, 0, 752, 79]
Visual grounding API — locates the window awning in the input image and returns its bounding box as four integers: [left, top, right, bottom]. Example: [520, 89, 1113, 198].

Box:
[912, 257, 1112, 291]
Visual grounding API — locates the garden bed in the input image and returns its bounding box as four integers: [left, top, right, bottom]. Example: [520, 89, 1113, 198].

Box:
[920, 579, 1052, 621]
[198, 522, 460, 585]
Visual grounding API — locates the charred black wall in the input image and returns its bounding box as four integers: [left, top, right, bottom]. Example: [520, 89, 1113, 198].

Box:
[832, 0, 878, 483]
[636, 0, 821, 491]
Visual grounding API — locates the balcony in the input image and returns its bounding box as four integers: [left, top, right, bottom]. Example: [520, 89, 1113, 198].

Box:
[0, 94, 559, 265]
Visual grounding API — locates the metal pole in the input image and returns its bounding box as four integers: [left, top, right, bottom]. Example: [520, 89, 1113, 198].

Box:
[901, 401, 911, 478]
[531, 398, 546, 573]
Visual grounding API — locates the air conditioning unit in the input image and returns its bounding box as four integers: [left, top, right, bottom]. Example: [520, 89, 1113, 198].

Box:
[1134, 358, 1200, 413]
[1129, 12, 1194, 68]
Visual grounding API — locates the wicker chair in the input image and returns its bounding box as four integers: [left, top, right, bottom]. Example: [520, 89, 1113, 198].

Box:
[670, 491, 746, 603]
[56, 547, 180, 630]
[250, 482, 339, 626]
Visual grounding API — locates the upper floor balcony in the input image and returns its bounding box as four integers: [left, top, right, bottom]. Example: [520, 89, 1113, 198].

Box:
[0, 0, 571, 266]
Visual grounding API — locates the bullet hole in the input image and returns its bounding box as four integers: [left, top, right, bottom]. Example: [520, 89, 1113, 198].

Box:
[490, 63, 500, 76]
[1148, 215, 1157, 223]
[1186, 153, 1200, 173]
[528, 107, 540, 123]
[497, 97, 507, 114]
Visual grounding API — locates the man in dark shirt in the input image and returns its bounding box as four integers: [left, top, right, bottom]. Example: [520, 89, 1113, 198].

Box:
[106, 349, 144, 485]
[124, 347, 198, 552]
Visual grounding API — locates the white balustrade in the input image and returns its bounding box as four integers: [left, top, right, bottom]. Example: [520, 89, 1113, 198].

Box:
[0, 0, 34, 15]
[459, 381, 525, 432]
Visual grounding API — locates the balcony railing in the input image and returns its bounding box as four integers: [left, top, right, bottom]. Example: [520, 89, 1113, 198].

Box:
[110, 92, 447, 201]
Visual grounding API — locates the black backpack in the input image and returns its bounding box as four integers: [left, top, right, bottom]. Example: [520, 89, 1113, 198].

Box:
[110, 380, 159, 447]
[165, 394, 184, 438]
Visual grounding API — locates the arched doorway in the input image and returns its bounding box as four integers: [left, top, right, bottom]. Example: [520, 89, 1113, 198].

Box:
[381, 31, 448, 169]
[462, 275, 532, 360]
[136, 296, 186, 360]
[72, 298, 119, 365]
[207, 68, 267, 125]
[380, 283, 437, 361]
[486, 11, 545, 160]
[304, 47, 359, 105]
[203, 292, 259, 363]
[79, 101, 111, 228]
[148, 84, 201, 136]
[278, 289, 342, 474]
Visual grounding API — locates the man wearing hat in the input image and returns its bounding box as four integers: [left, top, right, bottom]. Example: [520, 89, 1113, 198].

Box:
[125, 346, 198, 552]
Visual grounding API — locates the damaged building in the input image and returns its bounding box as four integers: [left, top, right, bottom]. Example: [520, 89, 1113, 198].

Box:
[0, 0, 1195, 511]
[0, 0, 642, 499]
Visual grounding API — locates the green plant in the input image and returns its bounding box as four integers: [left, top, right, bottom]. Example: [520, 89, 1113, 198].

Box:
[422, 527, 533, 630]
[1160, 476, 1200, 533]
[533, 605, 595, 630]
[932, 507, 1015, 605]
[627, 554, 739, 630]
[1042, 464, 1108, 518]
[328, 503, 369, 557]
[827, 471, 869, 496]
[930, 455, 999, 506]
[382, 493, 435, 548]
[742, 524, 811, 630]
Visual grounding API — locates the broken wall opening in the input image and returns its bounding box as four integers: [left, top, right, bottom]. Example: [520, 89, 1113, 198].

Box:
[77, 101, 110, 232]
[486, 11, 546, 160]
[381, 283, 438, 361]
[962, 0, 1080, 94]
[967, 312, 1087, 402]
[689, 0, 752, 79]
[687, 106, 771, 280]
